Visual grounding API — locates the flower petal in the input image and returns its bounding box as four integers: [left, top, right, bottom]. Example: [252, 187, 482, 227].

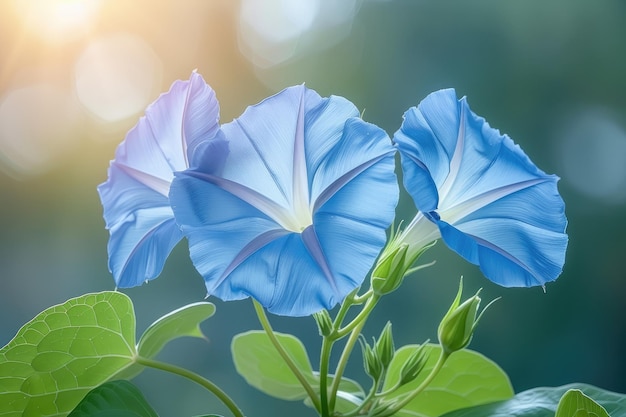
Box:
[98, 72, 221, 286]
[313, 149, 398, 295]
[170, 172, 335, 316]
[171, 86, 399, 315]
[437, 186, 568, 286]
[395, 89, 567, 287]
[219, 85, 316, 211]
[98, 164, 183, 287]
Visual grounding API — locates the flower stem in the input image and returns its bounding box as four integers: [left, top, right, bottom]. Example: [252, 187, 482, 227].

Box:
[335, 294, 379, 339]
[319, 336, 334, 417]
[328, 294, 379, 412]
[135, 355, 244, 417]
[252, 299, 321, 412]
[328, 318, 366, 412]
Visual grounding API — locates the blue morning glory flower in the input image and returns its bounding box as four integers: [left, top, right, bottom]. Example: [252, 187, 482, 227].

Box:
[98, 72, 223, 287]
[169, 85, 399, 316]
[394, 89, 568, 287]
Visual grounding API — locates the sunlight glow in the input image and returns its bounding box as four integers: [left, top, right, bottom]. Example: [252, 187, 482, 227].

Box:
[0, 84, 82, 177]
[12, 0, 102, 44]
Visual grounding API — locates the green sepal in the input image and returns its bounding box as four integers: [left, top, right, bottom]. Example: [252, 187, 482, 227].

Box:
[372, 243, 410, 295]
[440, 384, 626, 417]
[313, 310, 333, 337]
[371, 238, 436, 296]
[68, 380, 158, 417]
[381, 344, 513, 417]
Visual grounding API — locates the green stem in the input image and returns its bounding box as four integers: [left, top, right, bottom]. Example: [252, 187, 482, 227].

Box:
[375, 380, 402, 398]
[319, 336, 334, 417]
[332, 293, 356, 331]
[328, 317, 366, 412]
[380, 349, 450, 417]
[328, 294, 379, 412]
[341, 375, 379, 417]
[135, 356, 244, 417]
[335, 294, 379, 339]
[252, 300, 321, 413]
[350, 288, 373, 306]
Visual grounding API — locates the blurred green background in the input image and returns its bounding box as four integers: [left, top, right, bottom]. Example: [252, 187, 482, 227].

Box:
[1, 1, 625, 416]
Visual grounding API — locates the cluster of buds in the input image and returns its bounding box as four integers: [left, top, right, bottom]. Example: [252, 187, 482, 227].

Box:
[361, 322, 395, 381]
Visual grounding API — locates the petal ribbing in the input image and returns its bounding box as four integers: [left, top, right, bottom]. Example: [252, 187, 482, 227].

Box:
[395, 89, 567, 287]
[98, 72, 221, 286]
[171, 85, 398, 315]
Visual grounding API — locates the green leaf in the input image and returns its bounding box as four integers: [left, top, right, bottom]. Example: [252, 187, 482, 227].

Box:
[381, 344, 514, 417]
[117, 301, 216, 381]
[137, 302, 215, 359]
[68, 380, 158, 417]
[231, 330, 317, 401]
[115, 302, 215, 381]
[232, 331, 365, 413]
[440, 384, 626, 417]
[0, 292, 137, 417]
[555, 389, 609, 417]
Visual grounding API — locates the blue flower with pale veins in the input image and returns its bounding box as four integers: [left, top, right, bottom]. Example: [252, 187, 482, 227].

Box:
[98, 72, 224, 287]
[394, 89, 568, 288]
[170, 85, 399, 316]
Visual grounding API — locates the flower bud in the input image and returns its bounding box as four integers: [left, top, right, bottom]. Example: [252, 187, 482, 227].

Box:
[375, 322, 395, 369]
[371, 243, 409, 295]
[437, 278, 489, 354]
[371, 235, 437, 296]
[360, 338, 383, 380]
[399, 343, 429, 385]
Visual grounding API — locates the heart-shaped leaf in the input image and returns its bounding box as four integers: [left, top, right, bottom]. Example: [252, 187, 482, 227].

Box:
[0, 292, 218, 417]
[0, 292, 137, 417]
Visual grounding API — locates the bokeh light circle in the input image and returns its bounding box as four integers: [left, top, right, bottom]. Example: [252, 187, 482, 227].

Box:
[556, 108, 626, 204]
[74, 32, 163, 122]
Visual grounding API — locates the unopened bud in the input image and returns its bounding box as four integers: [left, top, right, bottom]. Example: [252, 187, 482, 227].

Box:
[375, 322, 395, 369]
[372, 243, 409, 295]
[360, 337, 383, 380]
[399, 343, 429, 385]
[438, 278, 493, 354]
